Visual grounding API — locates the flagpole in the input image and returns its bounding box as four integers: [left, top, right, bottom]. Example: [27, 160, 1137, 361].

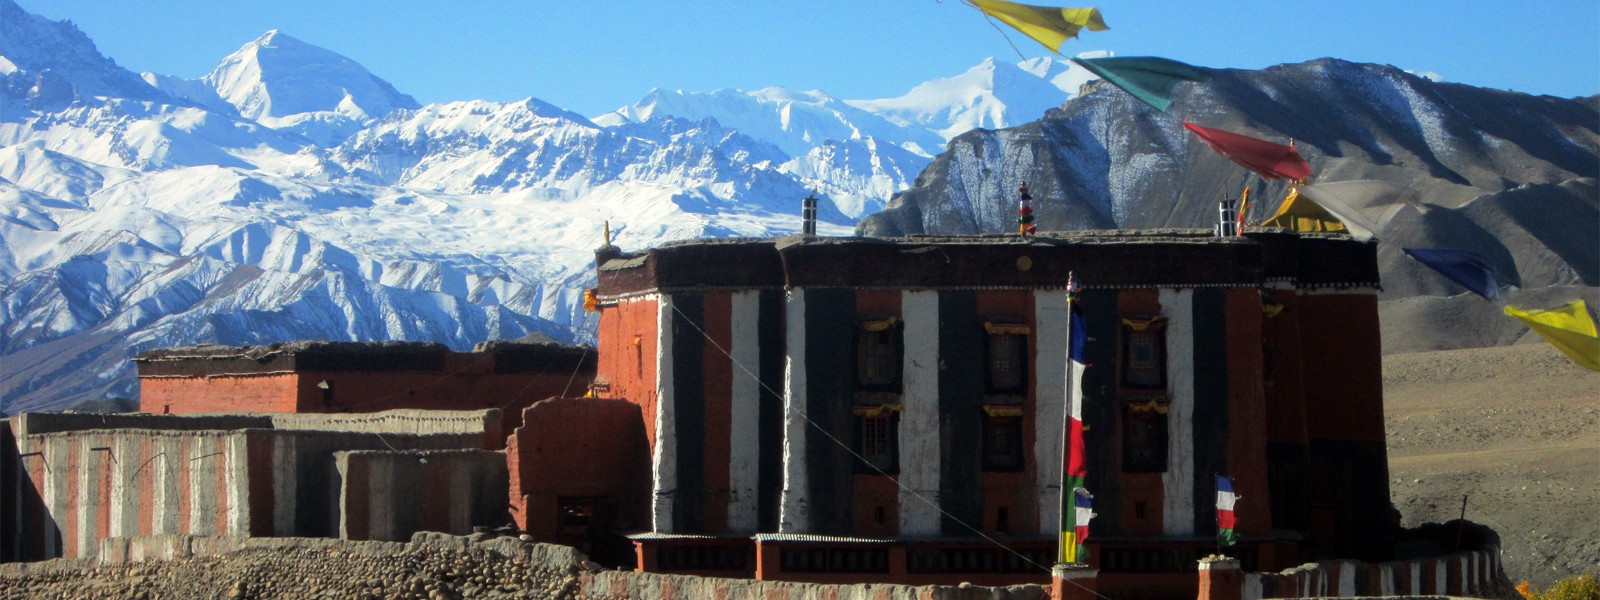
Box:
[1215, 472, 1224, 556]
[1057, 273, 1075, 564]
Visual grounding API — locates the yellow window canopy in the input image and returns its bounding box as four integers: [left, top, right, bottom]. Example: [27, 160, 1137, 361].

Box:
[983, 404, 1026, 418]
[1126, 397, 1170, 415]
[860, 316, 900, 332]
[984, 321, 1031, 335]
[1262, 299, 1286, 318]
[851, 403, 904, 417]
[1121, 316, 1167, 331]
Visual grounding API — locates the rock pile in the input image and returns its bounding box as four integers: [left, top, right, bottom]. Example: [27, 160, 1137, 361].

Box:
[0, 533, 623, 600]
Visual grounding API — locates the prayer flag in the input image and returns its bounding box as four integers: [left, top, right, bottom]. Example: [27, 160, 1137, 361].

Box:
[1216, 475, 1240, 547]
[1295, 180, 1422, 241]
[1066, 487, 1095, 561]
[1018, 183, 1037, 235]
[1237, 186, 1252, 234]
[969, 0, 1107, 54]
[1060, 273, 1090, 563]
[1402, 248, 1499, 301]
[1261, 186, 1347, 233]
[1183, 122, 1312, 182]
[1503, 300, 1600, 372]
[1069, 56, 1208, 112]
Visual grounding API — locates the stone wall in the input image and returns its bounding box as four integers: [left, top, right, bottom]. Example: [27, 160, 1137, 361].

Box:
[3, 410, 495, 561]
[581, 568, 1050, 600]
[1196, 543, 1510, 600]
[333, 449, 508, 541]
[1241, 547, 1506, 599]
[13, 409, 500, 445]
[506, 398, 648, 551]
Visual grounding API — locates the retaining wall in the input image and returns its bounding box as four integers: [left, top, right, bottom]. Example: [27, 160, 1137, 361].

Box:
[13, 410, 500, 447]
[579, 568, 1050, 600]
[4, 411, 493, 562]
[1235, 546, 1505, 599]
[333, 449, 508, 541]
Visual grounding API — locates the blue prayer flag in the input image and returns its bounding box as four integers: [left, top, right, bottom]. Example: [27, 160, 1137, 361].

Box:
[1402, 248, 1499, 301]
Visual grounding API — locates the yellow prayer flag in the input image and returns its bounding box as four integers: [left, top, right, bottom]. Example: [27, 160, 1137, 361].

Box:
[1503, 299, 1600, 372]
[968, 0, 1108, 54]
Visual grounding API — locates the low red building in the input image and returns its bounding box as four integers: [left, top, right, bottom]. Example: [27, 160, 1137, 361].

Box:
[506, 397, 649, 567]
[136, 340, 594, 436]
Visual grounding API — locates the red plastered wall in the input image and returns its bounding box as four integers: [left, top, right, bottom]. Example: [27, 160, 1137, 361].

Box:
[1224, 288, 1273, 538]
[140, 374, 300, 414]
[507, 398, 648, 539]
[594, 297, 661, 456]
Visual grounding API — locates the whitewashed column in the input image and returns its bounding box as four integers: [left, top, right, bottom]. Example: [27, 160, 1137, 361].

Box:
[109, 434, 139, 538]
[726, 291, 763, 532]
[1033, 290, 1068, 535]
[1159, 288, 1196, 536]
[74, 437, 97, 558]
[1337, 561, 1357, 597]
[226, 434, 250, 535]
[899, 290, 941, 535]
[188, 437, 216, 535]
[152, 437, 179, 535]
[779, 288, 810, 533]
[44, 438, 68, 557]
[652, 294, 678, 532]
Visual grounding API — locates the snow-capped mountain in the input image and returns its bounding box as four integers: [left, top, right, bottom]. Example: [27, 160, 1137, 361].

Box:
[144, 30, 422, 145]
[0, 0, 171, 107]
[847, 56, 1085, 140]
[595, 87, 948, 158]
[9, 0, 1015, 411]
[6, 0, 1591, 414]
[590, 55, 1106, 219]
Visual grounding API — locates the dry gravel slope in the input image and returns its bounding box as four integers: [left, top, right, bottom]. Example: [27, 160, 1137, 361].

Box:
[1384, 342, 1599, 589]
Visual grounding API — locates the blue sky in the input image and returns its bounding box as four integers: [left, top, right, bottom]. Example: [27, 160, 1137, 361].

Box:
[19, 0, 1600, 117]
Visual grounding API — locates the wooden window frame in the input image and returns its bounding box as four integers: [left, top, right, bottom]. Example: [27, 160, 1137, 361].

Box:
[983, 325, 1028, 394]
[981, 413, 1025, 472]
[1119, 317, 1168, 390]
[855, 412, 900, 473]
[856, 318, 903, 392]
[1121, 398, 1169, 473]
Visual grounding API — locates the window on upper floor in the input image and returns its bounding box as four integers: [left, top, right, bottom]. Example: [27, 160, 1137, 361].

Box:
[856, 317, 902, 391]
[1120, 317, 1168, 389]
[983, 322, 1029, 393]
[980, 321, 1029, 472]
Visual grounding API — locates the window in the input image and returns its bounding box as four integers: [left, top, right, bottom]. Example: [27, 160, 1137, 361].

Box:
[979, 321, 1029, 471]
[982, 413, 1024, 471]
[983, 323, 1028, 392]
[1122, 398, 1169, 472]
[1120, 317, 1167, 389]
[856, 412, 899, 472]
[856, 318, 902, 390]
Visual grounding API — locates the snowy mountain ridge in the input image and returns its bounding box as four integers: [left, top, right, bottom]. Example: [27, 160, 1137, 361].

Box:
[0, 0, 1096, 411]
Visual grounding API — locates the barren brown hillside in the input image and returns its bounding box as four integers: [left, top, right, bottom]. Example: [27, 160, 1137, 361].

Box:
[1384, 342, 1598, 588]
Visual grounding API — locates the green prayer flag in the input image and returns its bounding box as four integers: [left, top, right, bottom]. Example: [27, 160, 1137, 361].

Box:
[1070, 56, 1209, 112]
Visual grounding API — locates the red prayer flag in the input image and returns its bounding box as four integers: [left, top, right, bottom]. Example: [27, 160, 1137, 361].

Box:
[1183, 122, 1312, 181]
